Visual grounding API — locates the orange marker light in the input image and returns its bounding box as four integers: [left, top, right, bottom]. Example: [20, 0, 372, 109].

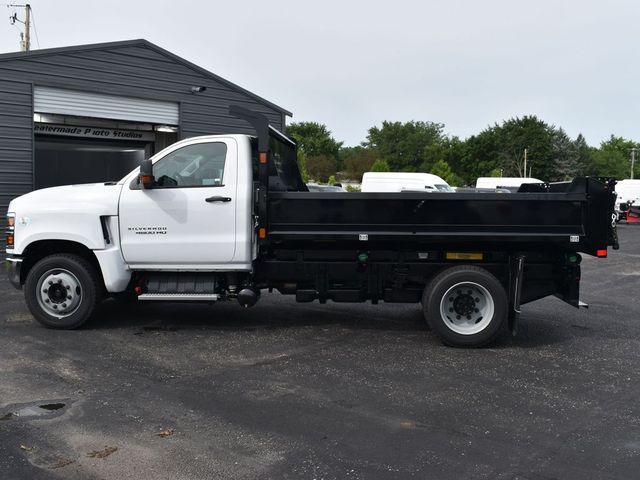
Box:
[259, 152, 268, 164]
[6, 234, 14, 246]
[7, 216, 15, 227]
[258, 228, 267, 239]
[596, 249, 607, 258]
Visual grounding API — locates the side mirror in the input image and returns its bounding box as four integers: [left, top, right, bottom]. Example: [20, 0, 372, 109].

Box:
[139, 159, 154, 189]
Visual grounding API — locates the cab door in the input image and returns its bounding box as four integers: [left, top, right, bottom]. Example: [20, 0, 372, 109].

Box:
[119, 138, 237, 268]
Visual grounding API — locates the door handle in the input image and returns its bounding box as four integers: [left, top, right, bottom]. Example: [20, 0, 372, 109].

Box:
[205, 196, 232, 203]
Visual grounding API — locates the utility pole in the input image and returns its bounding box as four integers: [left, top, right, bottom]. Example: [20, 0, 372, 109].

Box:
[631, 148, 638, 180]
[8, 4, 31, 51]
[23, 3, 30, 51]
[523, 148, 528, 178]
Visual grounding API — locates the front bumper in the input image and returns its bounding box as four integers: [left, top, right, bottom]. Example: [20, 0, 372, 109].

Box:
[6, 256, 22, 289]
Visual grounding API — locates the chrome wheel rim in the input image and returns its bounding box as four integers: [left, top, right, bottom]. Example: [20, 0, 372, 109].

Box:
[36, 268, 82, 318]
[439, 281, 494, 335]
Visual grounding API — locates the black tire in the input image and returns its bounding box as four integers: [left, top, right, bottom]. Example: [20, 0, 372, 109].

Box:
[422, 265, 508, 347]
[24, 254, 102, 329]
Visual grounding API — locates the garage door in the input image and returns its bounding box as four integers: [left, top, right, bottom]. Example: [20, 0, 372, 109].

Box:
[34, 87, 179, 125]
[35, 137, 151, 189]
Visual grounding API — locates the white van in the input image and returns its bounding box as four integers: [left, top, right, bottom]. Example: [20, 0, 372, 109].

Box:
[475, 177, 543, 190]
[614, 179, 640, 214]
[361, 172, 453, 193]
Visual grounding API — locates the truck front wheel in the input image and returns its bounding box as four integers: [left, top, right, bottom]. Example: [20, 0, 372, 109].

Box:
[24, 254, 102, 329]
[422, 265, 507, 347]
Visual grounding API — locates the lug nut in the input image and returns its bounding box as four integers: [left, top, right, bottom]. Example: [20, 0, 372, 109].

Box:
[467, 315, 472, 320]
[57, 279, 62, 284]
[53, 305, 58, 309]
[62, 303, 67, 308]
[45, 299, 50, 303]
[65, 285, 70, 290]
[448, 297, 454, 302]
[48, 281, 53, 285]
[67, 295, 72, 300]
[456, 315, 461, 320]
[475, 297, 480, 302]
[43, 289, 48, 293]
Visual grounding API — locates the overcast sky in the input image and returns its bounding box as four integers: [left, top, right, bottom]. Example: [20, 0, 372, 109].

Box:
[0, 0, 638, 146]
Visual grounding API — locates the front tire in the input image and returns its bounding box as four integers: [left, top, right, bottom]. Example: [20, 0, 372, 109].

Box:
[24, 254, 102, 329]
[422, 265, 508, 347]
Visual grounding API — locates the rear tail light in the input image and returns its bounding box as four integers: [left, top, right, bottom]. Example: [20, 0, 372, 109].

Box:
[596, 249, 607, 258]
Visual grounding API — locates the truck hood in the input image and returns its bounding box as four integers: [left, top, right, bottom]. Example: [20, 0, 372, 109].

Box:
[8, 182, 124, 217]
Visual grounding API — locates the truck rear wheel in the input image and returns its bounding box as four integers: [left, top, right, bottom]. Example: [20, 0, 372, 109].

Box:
[24, 254, 102, 329]
[422, 265, 507, 347]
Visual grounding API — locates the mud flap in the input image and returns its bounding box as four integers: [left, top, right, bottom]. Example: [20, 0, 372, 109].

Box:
[554, 262, 582, 308]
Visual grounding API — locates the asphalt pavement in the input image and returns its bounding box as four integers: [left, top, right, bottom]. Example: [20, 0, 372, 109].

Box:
[1, 226, 639, 479]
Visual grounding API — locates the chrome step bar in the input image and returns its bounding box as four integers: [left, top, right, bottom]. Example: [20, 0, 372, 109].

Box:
[137, 293, 220, 302]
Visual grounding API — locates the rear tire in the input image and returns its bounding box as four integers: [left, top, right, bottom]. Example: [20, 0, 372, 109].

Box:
[24, 254, 102, 329]
[422, 265, 507, 347]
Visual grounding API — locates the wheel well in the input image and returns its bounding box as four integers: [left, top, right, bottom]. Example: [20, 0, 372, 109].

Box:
[20, 240, 103, 287]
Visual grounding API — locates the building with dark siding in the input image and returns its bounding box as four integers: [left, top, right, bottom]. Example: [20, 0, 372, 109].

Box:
[0, 39, 291, 214]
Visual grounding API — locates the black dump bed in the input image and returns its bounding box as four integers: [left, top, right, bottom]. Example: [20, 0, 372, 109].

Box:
[229, 105, 618, 257]
[266, 177, 618, 256]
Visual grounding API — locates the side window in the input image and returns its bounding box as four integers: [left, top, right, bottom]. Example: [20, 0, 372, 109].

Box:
[152, 142, 227, 188]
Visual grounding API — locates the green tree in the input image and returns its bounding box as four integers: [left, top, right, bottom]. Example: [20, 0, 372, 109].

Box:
[296, 149, 310, 183]
[431, 160, 463, 186]
[587, 135, 640, 179]
[371, 159, 390, 172]
[286, 122, 343, 171]
[342, 146, 378, 181]
[306, 154, 336, 183]
[573, 133, 592, 177]
[460, 116, 559, 182]
[551, 128, 580, 181]
[365, 120, 446, 171]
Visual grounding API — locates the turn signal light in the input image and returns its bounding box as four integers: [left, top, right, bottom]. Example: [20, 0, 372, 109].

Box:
[596, 249, 607, 258]
[259, 152, 268, 164]
[258, 228, 267, 239]
[7, 216, 14, 227]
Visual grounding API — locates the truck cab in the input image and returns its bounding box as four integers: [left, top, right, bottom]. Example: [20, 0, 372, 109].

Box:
[118, 135, 254, 270]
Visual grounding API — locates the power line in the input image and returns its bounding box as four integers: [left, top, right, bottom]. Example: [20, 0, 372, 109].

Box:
[29, 5, 40, 48]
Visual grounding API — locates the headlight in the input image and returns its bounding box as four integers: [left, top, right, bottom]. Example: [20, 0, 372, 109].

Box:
[6, 213, 15, 249]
